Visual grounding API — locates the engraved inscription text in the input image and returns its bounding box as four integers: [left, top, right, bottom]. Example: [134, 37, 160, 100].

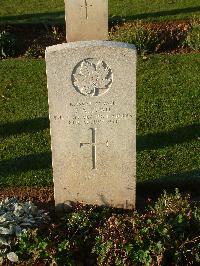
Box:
[68, 100, 134, 126]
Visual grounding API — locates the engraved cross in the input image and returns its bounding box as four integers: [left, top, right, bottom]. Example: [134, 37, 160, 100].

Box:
[80, 128, 109, 170]
[81, 0, 93, 19]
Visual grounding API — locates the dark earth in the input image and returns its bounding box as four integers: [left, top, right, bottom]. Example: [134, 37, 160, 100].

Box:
[0, 186, 199, 214]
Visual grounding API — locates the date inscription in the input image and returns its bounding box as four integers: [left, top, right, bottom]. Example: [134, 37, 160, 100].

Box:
[67, 100, 134, 126]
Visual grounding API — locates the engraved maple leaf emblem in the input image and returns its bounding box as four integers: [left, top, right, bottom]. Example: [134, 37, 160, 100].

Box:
[72, 58, 113, 96]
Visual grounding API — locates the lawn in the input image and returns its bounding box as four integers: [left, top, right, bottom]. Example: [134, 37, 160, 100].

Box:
[0, 0, 199, 24]
[1, 54, 199, 192]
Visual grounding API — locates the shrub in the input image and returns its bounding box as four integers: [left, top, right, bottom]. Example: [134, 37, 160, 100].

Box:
[14, 206, 114, 265]
[0, 31, 17, 58]
[94, 190, 200, 265]
[184, 18, 200, 51]
[110, 21, 159, 54]
[110, 21, 192, 54]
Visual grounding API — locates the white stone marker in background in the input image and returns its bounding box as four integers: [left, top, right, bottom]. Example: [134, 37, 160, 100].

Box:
[46, 41, 136, 210]
[64, 0, 108, 42]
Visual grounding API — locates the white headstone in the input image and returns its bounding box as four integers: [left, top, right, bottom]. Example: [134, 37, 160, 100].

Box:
[46, 41, 136, 210]
[64, 0, 108, 42]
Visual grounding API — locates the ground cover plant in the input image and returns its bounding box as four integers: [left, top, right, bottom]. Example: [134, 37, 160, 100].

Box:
[0, 190, 199, 265]
[0, 0, 200, 24]
[110, 21, 191, 54]
[0, 54, 199, 195]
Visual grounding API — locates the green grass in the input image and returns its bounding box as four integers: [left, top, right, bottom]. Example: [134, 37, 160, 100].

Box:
[0, 0, 199, 25]
[137, 54, 200, 193]
[0, 54, 200, 192]
[110, 0, 200, 22]
[0, 59, 52, 186]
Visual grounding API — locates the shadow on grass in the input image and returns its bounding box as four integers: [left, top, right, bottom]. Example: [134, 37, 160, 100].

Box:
[0, 117, 49, 137]
[136, 169, 200, 209]
[137, 124, 200, 151]
[110, 5, 200, 24]
[0, 152, 51, 178]
[0, 11, 65, 25]
[137, 169, 200, 197]
[1, 5, 200, 25]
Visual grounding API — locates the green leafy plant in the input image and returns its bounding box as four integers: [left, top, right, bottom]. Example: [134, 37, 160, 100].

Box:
[2, 191, 199, 265]
[14, 206, 112, 265]
[110, 21, 159, 54]
[16, 229, 51, 263]
[184, 18, 200, 51]
[16, 223, 76, 265]
[93, 190, 200, 265]
[0, 31, 17, 58]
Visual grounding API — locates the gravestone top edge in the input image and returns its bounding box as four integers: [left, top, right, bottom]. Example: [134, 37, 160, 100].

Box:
[45, 41, 136, 54]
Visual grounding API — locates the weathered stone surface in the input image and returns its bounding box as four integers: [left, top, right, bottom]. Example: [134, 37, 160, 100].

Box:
[64, 0, 108, 42]
[46, 41, 136, 210]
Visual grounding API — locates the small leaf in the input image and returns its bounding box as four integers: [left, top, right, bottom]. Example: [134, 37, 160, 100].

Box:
[0, 226, 13, 235]
[7, 252, 18, 262]
[0, 237, 10, 246]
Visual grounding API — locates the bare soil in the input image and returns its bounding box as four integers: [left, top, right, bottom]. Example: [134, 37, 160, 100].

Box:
[0, 186, 55, 213]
